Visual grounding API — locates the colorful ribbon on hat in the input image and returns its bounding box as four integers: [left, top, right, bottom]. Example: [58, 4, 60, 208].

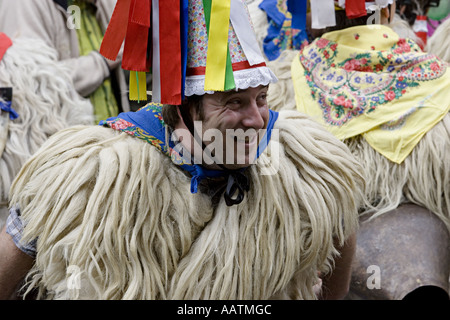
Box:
[230, 0, 266, 66]
[100, 0, 266, 103]
[203, 0, 234, 92]
[100, 0, 148, 102]
[203, 0, 268, 91]
[124, 0, 151, 102]
[100, 0, 184, 104]
[100, 0, 235, 100]
[160, 0, 182, 105]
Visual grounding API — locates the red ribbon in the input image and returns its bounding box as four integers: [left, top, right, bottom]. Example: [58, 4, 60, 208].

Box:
[0, 32, 13, 63]
[99, 0, 132, 61]
[159, 0, 182, 105]
[187, 61, 267, 76]
[122, 0, 151, 72]
[345, 0, 367, 19]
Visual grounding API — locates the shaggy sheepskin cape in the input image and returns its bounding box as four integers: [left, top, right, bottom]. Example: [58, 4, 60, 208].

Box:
[0, 37, 93, 228]
[342, 112, 450, 232]
[10, 110, 365, 300]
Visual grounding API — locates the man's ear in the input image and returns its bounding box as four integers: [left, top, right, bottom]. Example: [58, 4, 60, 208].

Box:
[178, 98, 194, 118]
[176, 104, 195, 133]
[175, 105, 188, 128]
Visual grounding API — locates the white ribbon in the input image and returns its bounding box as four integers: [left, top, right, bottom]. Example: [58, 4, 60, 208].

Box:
[413, 18, 428, 33]
[229, 0, 265, 66]
[366, 0, 394, 11]
[152, 0, 161, 102]
[310, 0, 336, 29]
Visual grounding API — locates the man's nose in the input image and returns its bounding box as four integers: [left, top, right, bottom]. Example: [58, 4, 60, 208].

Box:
[241, 100, 265, 129]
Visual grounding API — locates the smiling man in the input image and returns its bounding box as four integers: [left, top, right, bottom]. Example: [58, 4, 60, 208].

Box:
[170, 85, 270, 170]
[0, 0, 365, 300]
[200, 86, 269, 168]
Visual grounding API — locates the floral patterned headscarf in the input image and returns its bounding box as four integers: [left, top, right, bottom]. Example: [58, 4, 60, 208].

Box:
[292, 25, 450, 163]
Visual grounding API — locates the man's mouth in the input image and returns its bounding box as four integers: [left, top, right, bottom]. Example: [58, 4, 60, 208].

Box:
[232, 134, 258, 147]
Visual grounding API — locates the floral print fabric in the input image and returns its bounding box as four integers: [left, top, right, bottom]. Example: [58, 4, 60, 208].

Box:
[292, 25, 450, 163]
[259, 0, 309, 61]
[187, 0, 247, 69]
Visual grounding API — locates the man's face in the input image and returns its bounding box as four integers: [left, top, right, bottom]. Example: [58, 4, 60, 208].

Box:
[193, 85, 270, 170]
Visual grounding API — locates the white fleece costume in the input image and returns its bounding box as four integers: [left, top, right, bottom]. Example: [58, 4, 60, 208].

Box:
[0, 37, 93, 229]
[10, 110, 364, 299]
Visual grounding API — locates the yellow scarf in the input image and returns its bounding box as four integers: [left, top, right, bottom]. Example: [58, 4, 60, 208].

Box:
[72, 0, 119, 123]
[292, 25, 450, 163]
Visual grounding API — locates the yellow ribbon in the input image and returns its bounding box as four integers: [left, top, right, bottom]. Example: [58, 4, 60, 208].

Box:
[129, 71, 147, 102]
[204, 0, 231, 91]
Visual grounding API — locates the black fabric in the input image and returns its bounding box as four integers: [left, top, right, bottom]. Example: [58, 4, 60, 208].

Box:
[53, 0, 68, 10]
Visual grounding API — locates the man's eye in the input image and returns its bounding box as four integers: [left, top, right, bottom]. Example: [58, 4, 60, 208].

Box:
[258, 93, 268, 101]
[227, 99, 241, 106]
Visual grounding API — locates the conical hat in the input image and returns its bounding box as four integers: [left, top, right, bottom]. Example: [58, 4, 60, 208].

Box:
[100, 0, 277, 105]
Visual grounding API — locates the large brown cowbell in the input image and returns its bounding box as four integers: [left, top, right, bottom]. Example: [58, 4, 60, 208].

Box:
[347, 203, 450, 300]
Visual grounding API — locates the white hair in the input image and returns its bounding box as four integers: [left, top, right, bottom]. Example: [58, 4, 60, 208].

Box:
[11, 111, 363, 299]
[266, 49, 299, 112]
[343, 112, 450, 233]
[426, 18, 450, 62]
[389, 13, 424, 48]
[0, 37, 94, 228]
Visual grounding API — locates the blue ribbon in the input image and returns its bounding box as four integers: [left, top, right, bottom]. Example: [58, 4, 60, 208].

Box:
[185, 163, 226, 194]
[287, 0, 307, 30]
[259, 0, 308, 61]
[0, 100, 18, 120]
